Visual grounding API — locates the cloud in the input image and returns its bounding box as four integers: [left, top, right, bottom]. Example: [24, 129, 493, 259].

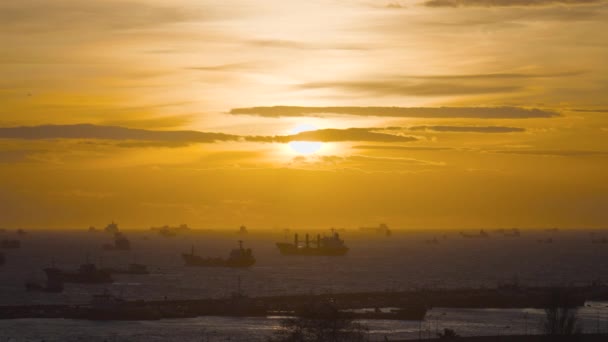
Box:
[424, 0, 603, 7]
[114, 141, 194, 149]
[386, 3, 405, 9]
[351, 146, 608, 157]
[408, 125, 525, 133]
[0, 0, 197, 34]
[247, 128, 418, 143]
[295, 70, 585, 97]
[230, 106, 558, 119]
[0, 124, 418, 145]
[246, 39, 369, 51]
[347, 154, 445, 166]
[493, 149, 608, 157]
[299, 80, 521, 96]
[573, 109, 608, 113]
[0, 149, 45, 163]
[406, 71, 585, 80]
[99, 114, 194, 130]
[352, 145, 456, 151]
[187, 63, 262, 72]
[289, 154, 444, 170]
[0, 124, 240, 143]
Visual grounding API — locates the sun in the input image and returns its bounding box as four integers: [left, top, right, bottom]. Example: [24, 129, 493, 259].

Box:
[288, 124, 322, 155]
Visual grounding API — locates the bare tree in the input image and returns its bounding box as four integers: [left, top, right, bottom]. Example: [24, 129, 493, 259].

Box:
[269, 302, 369, 342]
[542, 290, 582, 336]
[437, 328, 459, 340]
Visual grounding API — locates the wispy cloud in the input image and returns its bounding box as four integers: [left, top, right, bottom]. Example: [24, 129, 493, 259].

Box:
[247, 128, 417, 143]
[230, 106, 558, 119]
[493, 149, 608, 157]
[246, 39, 369, 51]
[290, 154, 445, 170]
[0, 149, 45, 163]
[408, 125, 525, 133]
[423, 0, 603, 7]
[0, 0, 198, 34]
[295, 70, 585, 97]
[187, 63, 262, 72]
[0, 124, 240, 143]
[405, 71, 585, 80]
[99, 114, 194, 130]
[299, 80, 521, 96]
[352, 145, 456, 151]
[573, 109, 608, 113]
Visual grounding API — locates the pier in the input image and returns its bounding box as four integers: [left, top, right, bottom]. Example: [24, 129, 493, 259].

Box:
[0, 284, 605, 321]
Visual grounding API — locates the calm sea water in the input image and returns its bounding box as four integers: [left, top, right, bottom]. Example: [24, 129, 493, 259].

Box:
[1, 229, 607, 341]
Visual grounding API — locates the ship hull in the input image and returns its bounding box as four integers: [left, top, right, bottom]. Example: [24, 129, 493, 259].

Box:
[276, 243, 349, 256]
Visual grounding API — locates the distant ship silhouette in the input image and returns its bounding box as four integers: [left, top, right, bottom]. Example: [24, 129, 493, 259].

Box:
[182, 241, 255, 268]
[102, 232, 131, 251]
[276, 230, 349, 256]
[359, 223, 391, 236]
[460, 229, 489, 239]
[104, 221, 119, 234]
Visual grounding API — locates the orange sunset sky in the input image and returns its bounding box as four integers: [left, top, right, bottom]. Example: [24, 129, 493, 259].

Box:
[1, 0, 607, 229]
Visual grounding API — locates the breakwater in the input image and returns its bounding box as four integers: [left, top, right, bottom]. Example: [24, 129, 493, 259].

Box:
[0, 284, 605, 321]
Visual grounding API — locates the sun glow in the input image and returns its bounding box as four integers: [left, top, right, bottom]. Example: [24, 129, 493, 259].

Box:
[288, 124, 322, 155]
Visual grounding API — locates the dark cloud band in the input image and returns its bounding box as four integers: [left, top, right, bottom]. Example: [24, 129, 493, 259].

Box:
[0, 124, 417, 144]
[230, 106, 558, 119]
[246, 128, 417, 143]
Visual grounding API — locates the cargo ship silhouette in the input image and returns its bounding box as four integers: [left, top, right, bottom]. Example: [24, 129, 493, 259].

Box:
[276, 230, 349, 256]
[182, 241, 255, 268]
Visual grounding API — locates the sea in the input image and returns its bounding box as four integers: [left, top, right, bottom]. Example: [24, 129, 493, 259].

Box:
[1, 228, 607, 341]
